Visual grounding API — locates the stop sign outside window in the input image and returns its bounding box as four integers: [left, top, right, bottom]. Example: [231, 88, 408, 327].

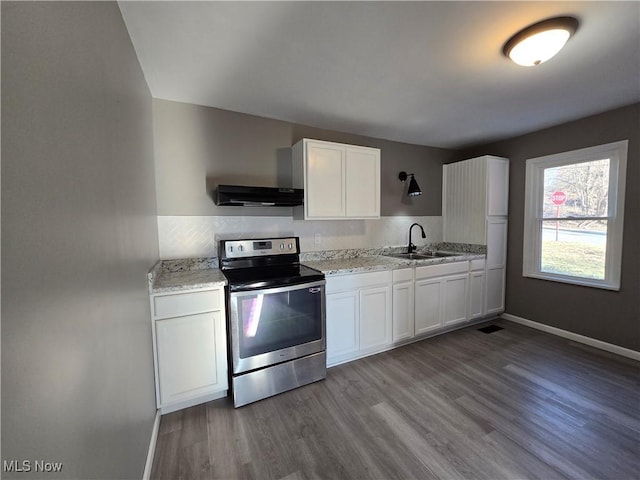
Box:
[551, 191, 566, 205]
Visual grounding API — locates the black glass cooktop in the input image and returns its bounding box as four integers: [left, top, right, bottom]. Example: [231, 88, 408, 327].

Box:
[222, 264, 325, 292]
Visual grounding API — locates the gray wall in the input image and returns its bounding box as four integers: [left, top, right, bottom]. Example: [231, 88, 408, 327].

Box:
[2, 2, 159, 478]
[153, 98, 459, 217]
[460, 103, 639, 351]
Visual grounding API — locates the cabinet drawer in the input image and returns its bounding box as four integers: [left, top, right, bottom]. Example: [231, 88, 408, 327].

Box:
[392, 268, 414, 283]
[326, 270, 391, 293]
[416, 261, 469, 280]
[153, 289, 222, 319]
[470, 259, 486, 271]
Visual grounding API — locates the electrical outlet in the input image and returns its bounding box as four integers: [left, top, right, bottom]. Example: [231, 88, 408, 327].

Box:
[314, 233, 321, 245]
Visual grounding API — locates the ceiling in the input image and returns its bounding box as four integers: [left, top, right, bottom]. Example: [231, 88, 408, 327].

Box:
[119, 1, 640, 149]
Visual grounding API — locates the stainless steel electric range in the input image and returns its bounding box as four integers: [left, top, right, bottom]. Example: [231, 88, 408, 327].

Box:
[219, 236, 326, 407]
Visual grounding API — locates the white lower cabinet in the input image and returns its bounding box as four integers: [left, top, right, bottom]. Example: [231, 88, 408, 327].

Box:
[156, 311, 226, 406]
[415, 278, 443, 335]
[485, 267, 505, 315]
[468, 259, 486, 320]
[151, 287, 228, 414]
[325, 259, 490, 369]
[326, 270, 391, 366]
[392, 268, 414, 342]
[414, 261, 470, 334]
[326, 290, 359, 359]
[442, 273, 469, 326]
[360, 285, 393, 351]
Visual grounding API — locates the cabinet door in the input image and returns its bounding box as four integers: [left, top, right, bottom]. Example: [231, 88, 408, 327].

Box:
[345, 146, 380, 218]
[305, 141, 346, 218]
[486, 218, 508, 267]
[442, 274, 469, 326]
[486, 157, 509, 216]
[414, 278, 442, 335]
[393, 280, 414, 342]
[486, 218, 507, 315]
[326, 290, 359, 362]
[359, 285, 392, 351]
[486, 267, 505, 315]
[468, 270, 485, 320]
[156, 311, 226, 406]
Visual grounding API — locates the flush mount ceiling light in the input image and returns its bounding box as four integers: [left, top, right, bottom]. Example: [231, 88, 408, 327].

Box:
[398, 171, 422, 197]
[502, 16, 579, 66]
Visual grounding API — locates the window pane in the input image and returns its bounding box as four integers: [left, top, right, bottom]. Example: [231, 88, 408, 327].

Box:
[542, 159, 609, 218]
[541, 220, 607, 279]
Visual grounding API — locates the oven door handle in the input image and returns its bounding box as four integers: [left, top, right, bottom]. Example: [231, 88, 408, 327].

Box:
[309, 287, 322, 294]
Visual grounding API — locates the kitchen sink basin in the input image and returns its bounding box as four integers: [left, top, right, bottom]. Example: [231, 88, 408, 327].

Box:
[384, 251, 461, 260]
[385, 253, 435, 260]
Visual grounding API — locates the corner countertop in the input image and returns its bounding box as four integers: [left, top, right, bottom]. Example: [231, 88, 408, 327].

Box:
[152, 269, 227, 294]
[148, 260, 227, 294]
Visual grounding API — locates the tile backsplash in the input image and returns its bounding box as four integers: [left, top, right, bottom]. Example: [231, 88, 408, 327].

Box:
[157, 215, 443, 260]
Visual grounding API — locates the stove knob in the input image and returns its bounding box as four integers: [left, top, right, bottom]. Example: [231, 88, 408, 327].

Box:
[238, 245, 244, 252]
[280, 243, 285, 250]
[288, 243, 293, 250]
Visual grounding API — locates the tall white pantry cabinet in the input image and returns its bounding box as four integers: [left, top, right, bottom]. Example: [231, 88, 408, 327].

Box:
[443, 155, 509, 316]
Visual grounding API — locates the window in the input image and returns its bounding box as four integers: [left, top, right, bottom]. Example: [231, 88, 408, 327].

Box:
[523, 141, 628, 290]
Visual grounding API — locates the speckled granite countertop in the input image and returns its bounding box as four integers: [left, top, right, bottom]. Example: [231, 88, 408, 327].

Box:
[303, 255, 407, 276]
[151, 269, 227, 294]
[148, 260, 227, 294]
[147, 243, 486, 291]
[304, 251, 484, 276]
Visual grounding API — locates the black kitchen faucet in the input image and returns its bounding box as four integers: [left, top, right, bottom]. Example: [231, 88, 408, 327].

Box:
[407, 223, 426, 253]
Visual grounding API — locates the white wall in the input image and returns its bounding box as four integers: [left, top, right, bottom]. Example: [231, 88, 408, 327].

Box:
[2, 3, 159, 478]
[157, 215, 442, 259]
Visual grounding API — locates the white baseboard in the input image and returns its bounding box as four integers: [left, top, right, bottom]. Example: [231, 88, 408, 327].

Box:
[142, 409, 161, 480]
[501, 313, 640, 362]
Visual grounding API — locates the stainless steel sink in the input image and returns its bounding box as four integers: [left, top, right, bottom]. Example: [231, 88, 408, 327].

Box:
[384, 251, 461, 260]
[385, 252, 436, 260]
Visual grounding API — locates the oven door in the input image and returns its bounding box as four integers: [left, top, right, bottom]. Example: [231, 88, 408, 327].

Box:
[228, 280, 326, 375]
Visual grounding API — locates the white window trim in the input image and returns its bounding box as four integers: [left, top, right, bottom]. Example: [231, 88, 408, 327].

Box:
[523, 140, 628, 290]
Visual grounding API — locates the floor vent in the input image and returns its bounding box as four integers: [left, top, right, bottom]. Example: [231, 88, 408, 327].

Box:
[478, 325, 504, 334]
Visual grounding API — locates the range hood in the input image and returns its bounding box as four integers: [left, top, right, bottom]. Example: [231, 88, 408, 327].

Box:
[214, 184, 304, 207]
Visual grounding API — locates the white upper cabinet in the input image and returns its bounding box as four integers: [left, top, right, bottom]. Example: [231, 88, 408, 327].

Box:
[486, 157, 509, 216]
[299, 140, 346, 218]
[345, 145, 380, 218]
[443, 155, 509, 244]
[293, 139, 380, 219]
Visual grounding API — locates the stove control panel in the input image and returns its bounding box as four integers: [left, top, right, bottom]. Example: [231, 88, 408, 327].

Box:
[221, 237, 299, 259]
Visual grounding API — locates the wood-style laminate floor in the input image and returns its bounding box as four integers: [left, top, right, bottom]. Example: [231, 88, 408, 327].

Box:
[151, 319, 640, 479]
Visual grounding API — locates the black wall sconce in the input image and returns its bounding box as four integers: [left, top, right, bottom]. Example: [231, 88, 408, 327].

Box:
[398, 171, 422, 197]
